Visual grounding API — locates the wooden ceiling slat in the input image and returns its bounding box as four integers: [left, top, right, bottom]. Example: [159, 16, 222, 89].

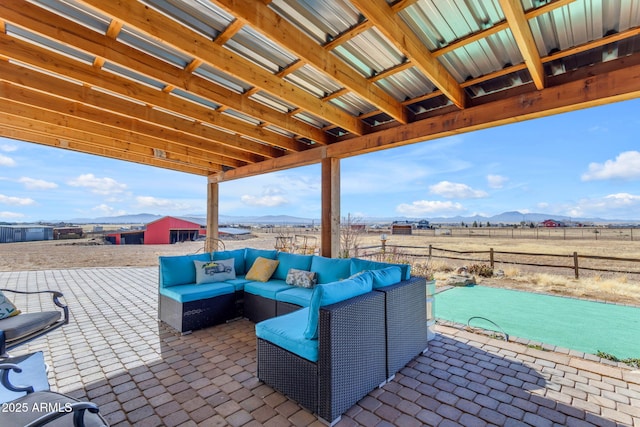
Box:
[499, 0, 546, 89]
[350, 0, 467, 109]
[0, 33, 305, 156]
[0, 1, 327, 146]
[76, 0, 365, 135]
[0, 60, 267, 163]
[211, 0, 407, 124]
[0, 124, 213, 175]
[0, 88, 246, 169]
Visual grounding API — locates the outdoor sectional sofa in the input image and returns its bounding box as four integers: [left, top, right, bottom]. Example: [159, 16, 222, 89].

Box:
[158, 248, 427, 424]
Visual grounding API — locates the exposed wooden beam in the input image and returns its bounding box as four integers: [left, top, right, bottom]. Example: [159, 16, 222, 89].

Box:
[323, 21, 373, 51]
[0, 33, 304, 156]
[350, 0, 466, 109]
[499, 0, 545, 89]
[0, 1, 327, 145]
[0, 125, 212, 175]
[0, 61, 266, 164]
[77, 0, 364, 135]
[221, 57, 640, 181]
[0, 90, 245, 169]
[321, 158, 340, 258]
[211, 0, 407, 124]
[213, 19, 243, 45]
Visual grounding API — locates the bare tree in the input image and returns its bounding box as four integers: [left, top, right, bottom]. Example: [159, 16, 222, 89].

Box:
[340, 213, 364, 258]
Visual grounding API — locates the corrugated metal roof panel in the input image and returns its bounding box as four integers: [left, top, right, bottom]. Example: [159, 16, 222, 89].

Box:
[32, 0, 110, 34]
[330, 92, 376, 116]
[333, 27, 405, 77]
[227, 26, 298, 73]
[193, 63, 251, 94]
[269, 0, 362, 43]
[249, 92, 296, 114]
[143, 0, 232, 39]
[118, 25, 192, 68]
[286, 64, 342, 97]
[377, 67, 437, 101]
[102, 61, 166, 90]
[171, 89, 221, 110]
[6, 24, 95, 65]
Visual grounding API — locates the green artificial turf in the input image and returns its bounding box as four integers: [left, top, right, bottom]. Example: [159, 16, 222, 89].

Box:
[435, 285, 640, 360]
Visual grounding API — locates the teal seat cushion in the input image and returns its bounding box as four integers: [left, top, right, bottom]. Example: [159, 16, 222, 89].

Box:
[244, 280, 292, 299]
[310, 256, 351, 284]
[256, 308, 318, 362]
[245, 248, 278, 271]
[275, 286, 314, 307]
[350, 258, 411, 281]
[273, 252, 313, 281]
[213, 249, 246, 275]
[159, 253, 211, 287]
[159, 282, 235, 303]
[303, 272, 374, 339]
[370, 266, 403, 289]
[225, 276, 250, 291]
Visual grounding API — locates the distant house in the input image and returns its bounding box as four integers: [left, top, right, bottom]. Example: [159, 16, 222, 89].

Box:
[541, 219, 565, 228]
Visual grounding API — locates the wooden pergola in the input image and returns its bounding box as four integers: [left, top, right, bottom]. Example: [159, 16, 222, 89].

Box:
[1, 0, 639, 256]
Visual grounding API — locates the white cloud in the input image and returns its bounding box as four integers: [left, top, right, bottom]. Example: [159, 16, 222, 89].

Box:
[581, 151, 640, 181]
[396, 200, 465, 216]
[563, 193, 640, 218]
[135, 196, 193, 211]
[241, 194, 288, 207]
[0, 154, 16, 167]
[91, 204, 127, 217]
[0, 194, 35, 206]
[0, 144, 17, 152]
[19, 177, 58, 190]
[0, 211, 25, 219]
[67, 174, 127, 195]
[487, 174, 508, 189]
[429, 181, 488, 199]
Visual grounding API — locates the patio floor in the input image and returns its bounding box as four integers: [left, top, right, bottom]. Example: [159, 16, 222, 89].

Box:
[3, 267, 639, 427]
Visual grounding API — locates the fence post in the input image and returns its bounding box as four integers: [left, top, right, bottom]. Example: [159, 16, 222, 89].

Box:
[428, 244, 432, 258]
[573, 252, 579, 279]
[490, 248, 494, 268]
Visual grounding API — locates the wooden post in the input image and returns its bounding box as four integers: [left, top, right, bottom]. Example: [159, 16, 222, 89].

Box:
[428, 244, 432, 258]
[573, 251, 579, 279]
[321, 157, 340, 258]
[205, 175, 220, 253]
[490, 248, 494, 268]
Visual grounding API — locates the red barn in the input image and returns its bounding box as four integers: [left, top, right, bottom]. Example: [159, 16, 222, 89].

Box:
[106, 216, 206, 245]
[144, 216, 206, 244]
[541, 219, 565, 228]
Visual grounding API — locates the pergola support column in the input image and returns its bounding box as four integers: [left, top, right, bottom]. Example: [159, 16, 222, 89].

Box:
[205, 174, 220, 252]
[321, 157, 340, 258]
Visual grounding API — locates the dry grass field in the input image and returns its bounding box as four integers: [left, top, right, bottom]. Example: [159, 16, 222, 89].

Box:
[1, 229, 639, 306]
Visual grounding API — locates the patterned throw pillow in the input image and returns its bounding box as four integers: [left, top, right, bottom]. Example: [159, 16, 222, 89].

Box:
[0, 290, 21, 320]
[194, 258, 236, 284]
[245, 257, 279, 282]
[285, 268, 317, 288]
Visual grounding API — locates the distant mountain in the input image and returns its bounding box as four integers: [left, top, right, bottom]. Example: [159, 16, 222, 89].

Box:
[37, 211, 638, 226]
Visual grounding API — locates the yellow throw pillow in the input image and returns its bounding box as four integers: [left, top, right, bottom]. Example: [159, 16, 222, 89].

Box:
[245, 257, 279, 282]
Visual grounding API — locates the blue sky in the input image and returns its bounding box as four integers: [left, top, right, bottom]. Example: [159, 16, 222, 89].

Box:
[1, 98, 639, 223]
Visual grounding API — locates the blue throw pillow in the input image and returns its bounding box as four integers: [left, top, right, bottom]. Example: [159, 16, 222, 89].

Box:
[245, 248, 278, 271]
[370, 266, 402, 289]
[213, 249, 246, 275]
[159, 253, 211, 287]
[303, 272, 373, 339]
[273, 252, 313, 281]
[310, 256, 351, 284]
[350, 258, 411, 281]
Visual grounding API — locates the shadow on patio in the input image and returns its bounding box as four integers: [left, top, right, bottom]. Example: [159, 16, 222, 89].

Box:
[3, 267, 638, 426]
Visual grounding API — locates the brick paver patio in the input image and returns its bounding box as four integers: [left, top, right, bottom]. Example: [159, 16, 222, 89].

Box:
[2, 267, 639, 426]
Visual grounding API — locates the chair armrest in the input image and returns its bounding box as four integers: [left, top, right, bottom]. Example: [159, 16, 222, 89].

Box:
[24, 401, 100, 427]
[0, 289, 69, 326]
[0, 363, 35, 394]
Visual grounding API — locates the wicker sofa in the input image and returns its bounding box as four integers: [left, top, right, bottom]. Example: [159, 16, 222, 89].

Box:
[158, 248, 427, 424]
